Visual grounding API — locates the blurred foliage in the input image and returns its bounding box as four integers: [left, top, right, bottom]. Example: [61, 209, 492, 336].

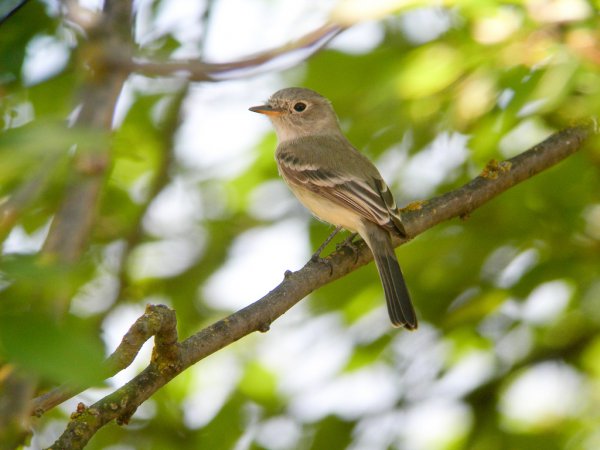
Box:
[1, 0, 600, 449]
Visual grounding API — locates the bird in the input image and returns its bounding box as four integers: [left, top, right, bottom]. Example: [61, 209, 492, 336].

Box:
[249, 87, 417, 330]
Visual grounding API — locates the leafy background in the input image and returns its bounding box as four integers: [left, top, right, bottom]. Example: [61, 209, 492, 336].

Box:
[1, 0, 600, 449]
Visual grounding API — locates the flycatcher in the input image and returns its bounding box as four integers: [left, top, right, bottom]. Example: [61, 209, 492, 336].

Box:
[250, 87, 417, 330]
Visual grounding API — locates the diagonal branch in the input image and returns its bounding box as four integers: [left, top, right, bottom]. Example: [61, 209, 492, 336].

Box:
[44, 124, 593, 449]
[117, 23, 344, 81]
[400, 125, 595, 236]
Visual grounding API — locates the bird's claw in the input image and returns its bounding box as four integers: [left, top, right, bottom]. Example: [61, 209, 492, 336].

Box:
[311, 253, 334, 275]
[337, 232, 359, 264]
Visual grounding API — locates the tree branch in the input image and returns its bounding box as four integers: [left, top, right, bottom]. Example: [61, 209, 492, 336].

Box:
[401, 125, 594, 236]
[42, 124, 593, 449]
[31, 305, 178, 418]
[40, 1, 132, 316]
[0, 366, 35, 449]
[119, 23, 344, 81]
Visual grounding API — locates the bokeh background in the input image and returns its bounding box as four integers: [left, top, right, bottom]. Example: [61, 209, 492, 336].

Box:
[1, 0, 600, 449]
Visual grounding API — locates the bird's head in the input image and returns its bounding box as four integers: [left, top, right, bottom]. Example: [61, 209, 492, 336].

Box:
[250, 87, 342, 142]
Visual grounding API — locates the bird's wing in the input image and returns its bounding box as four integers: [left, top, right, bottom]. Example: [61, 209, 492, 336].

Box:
[277, 137, 406, 236]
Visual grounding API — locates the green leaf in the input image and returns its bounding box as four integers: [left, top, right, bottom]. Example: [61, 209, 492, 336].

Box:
[0, 313, 105, 385]
[394, 43, 466, 99]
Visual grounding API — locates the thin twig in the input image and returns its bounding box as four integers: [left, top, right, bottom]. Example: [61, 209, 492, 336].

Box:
[121, 23, 344, 81]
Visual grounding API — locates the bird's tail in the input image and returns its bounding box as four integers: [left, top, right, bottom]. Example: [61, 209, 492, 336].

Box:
[361, 221, 417, 330]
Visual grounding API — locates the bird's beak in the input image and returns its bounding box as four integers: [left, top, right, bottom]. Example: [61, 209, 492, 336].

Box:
[249, 104, 284, 116]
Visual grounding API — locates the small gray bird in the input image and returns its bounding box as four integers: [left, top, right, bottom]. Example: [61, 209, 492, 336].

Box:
[250, 87, 417, 329]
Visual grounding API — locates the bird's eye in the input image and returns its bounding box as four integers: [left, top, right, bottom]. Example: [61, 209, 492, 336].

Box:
[293, 102, 307, 112]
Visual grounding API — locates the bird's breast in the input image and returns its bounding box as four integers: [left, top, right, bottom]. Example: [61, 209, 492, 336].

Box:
[284, 182, 363, 233]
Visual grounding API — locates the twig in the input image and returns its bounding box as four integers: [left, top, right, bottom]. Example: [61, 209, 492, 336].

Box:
[0, 0, 29, 26]
[43, 124, 593, 449]
[31, 305, 178, 417]
[121, 23, 344, 81]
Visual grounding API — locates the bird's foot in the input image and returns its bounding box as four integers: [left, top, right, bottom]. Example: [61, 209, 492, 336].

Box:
[310, 229, 359, 273]
[310, 252, 334, 275]
[309, 226, 342, 273]
[336, 232, 359, 263]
